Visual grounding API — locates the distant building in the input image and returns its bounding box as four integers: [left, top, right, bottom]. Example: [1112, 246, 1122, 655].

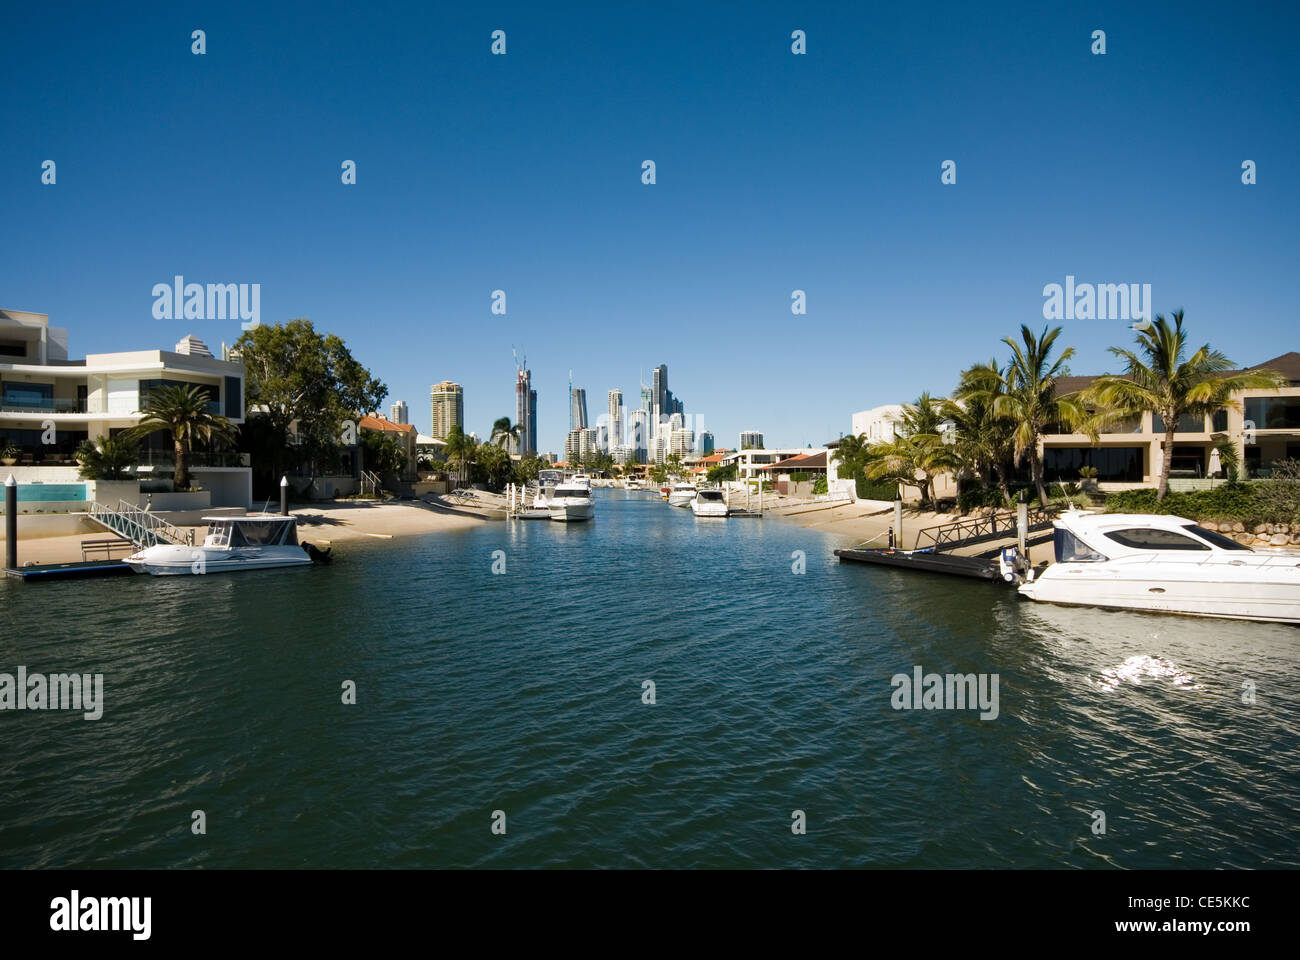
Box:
[429, 381, 463, 440]
[565, 427, 598, 462]
[739, 431, 764, 450]
[607, 389, 623, 453]
[515, 369, 537, 455]
[670, 428, 695, 458]
[722, 447, 825, 480]
[699, 431, 715, 455]
[851, 404, 904, 444]
[571, 387, 588, 430]
[389, 400, 408, 425]
[628, 408, 649, 463]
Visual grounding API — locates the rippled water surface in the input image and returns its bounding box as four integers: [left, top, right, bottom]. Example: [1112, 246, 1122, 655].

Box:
[3, 491, 1297, 868]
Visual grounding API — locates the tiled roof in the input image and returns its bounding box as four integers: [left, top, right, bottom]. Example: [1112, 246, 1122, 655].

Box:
[359, 414, 416, 434]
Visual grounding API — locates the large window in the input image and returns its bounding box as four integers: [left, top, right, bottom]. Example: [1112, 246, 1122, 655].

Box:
[1152, 412, 1206, 433]
[1182, 524, 1251, 551]
[1, 381, 53, 409]
[139, 379, 220, 414]
[224, 376, 243, 419]
[1244, 396, 1300, 430]
[1054, 528, 1108, 562]
[1043, 446, 1144, 483]
[1104, 527, 1211, 551]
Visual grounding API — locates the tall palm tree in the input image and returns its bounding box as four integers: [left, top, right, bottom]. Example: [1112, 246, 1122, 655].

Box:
[125, 384, 238, 491]
[947, 360, 1016, 503]
[442, 426, 477, 487]
[1082, 311, 1286, 500]
[490, 417, 520, 451]
[977, 325, 1085, 508]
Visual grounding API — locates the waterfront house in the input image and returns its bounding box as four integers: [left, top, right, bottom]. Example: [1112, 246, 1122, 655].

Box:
[0, 309, 251, 508]
[1043, 351, 1300, 488]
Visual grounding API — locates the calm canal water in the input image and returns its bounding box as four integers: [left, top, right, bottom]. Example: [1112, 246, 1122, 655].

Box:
[3, 490, 1297, 868]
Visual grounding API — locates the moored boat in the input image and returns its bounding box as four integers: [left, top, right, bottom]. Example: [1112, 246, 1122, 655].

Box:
[691, 489, 728, 517]
[549, 477, 595, 522]
[1016, 510, 1300, 623]
[667, 483, 697, 507]
[126, 515, 325, 576]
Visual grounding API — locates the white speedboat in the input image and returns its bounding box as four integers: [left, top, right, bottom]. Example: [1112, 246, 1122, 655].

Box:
[667, 483, 697, 507]
[691, 489, 729, 517]
[126, 515, 324, 575]
[1016, 510, 1300, 624]
[549, 477, 594, 522]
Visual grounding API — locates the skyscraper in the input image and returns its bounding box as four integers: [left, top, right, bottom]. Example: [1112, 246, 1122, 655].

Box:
[607, 389, 623, 453]
[571, 387, 588, 430]
[515, 368, 536, 455]
[628, 408, 649, 463]
[429, 381, 463, 439]
[739, 430, 764, 450]
[699, 431, 714, 454]
[389, 400, 408, 424]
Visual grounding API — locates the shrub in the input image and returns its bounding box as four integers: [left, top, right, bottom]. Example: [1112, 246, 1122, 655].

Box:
[1104, 483, 1276, 524]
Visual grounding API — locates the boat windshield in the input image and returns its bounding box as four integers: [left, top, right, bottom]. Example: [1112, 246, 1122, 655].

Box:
[1182, 524, 1252, 551]
[699, 491, 724, 501]
[1054, 528, 1108, 562]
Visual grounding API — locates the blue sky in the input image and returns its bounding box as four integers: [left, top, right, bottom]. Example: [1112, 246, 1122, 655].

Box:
[3, 1, 1297, 452]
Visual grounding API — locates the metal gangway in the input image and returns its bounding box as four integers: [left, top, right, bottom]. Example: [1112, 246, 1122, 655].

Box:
[89, 500, 195, 549]
[913, 507, 1056, 552]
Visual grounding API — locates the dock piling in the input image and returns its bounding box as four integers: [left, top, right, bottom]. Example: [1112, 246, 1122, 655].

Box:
[280, 475, 288, 516]
[5, 474, 16, 569]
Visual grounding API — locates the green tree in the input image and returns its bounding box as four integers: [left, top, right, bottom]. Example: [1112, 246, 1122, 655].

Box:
[125, 384, 239, 491]
[442, 426, 477, 487]
[75, 435, 139, 481]
[946, 360, 1016, 504]
[980, 325, 1085, 508]
[361, 431, 406, 480]
[475, 442, 513, 489]
[234, 319, 387, 484]
[490, 417, 521, 450]
[1083, 311, 1287, 500]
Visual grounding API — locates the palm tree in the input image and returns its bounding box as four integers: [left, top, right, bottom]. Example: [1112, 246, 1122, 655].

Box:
[75, 435, 140, 480]
[864, 394, 957, 507]
[865, 433, 954, 507]
[125, 385, 238, 491]
[442, 426, 477, 487]
[490, 417, 520, 451]
[1082, 311, 1286, 500]
[976, 325, 1085, 507]
[947, 360, 1016, 504]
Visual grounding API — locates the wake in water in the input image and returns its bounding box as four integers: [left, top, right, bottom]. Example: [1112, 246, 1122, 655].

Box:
[1090, 655, 1204, 692]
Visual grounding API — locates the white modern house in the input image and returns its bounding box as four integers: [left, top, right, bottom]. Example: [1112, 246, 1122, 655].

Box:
[851, 404, 904, 443]
[0, 309, 251, 509]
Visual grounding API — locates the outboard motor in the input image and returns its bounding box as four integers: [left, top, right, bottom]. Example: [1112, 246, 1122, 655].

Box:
[999, 546, 1026, 584]
[301, 541, 333, 565]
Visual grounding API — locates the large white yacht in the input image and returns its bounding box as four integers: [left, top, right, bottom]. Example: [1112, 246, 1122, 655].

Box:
[126, 515, 325, 575]
[549, 476, 595, 522]
[1016, 510, 1300, 624]
[691, 488, 729, 517]
[667, 483, 697, 507]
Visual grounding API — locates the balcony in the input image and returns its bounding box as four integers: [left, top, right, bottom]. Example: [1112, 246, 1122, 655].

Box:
[134, 449, 247, 468]
[0, 398, 88, 415]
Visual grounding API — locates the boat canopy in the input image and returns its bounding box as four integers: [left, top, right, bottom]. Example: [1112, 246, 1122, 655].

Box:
[204, 516, 299, 547]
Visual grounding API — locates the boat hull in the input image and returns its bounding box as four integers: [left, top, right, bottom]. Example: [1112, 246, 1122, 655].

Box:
[668, 493, 695, 507]
[691, 501, 728, 517]
[126, 544, 314, 576]
[1019, 561, 1300, 624]
[549, 502, 594, 522]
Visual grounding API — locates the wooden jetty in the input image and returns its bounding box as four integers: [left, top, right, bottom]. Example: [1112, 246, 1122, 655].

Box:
[834, 547, 1002, 580]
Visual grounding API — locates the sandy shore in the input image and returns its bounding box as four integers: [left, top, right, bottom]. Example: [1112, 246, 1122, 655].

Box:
[5, 499, 491, 567]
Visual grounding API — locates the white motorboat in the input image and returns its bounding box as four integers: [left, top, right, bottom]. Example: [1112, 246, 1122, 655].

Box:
[549, 477, 594, 522]
[691, 489, 729, 517]
[667, 483, 697, 507]
[126, 515, 326, 576]
[1016, 510, 1300, 624]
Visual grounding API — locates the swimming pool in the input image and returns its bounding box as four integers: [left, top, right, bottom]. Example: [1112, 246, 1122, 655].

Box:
[16, 483, 88, 502]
